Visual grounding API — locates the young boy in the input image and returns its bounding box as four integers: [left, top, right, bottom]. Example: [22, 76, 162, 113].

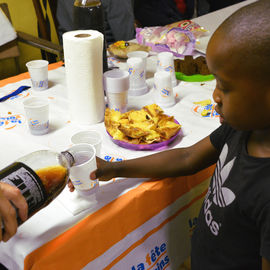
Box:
[69, 0, 270, 268]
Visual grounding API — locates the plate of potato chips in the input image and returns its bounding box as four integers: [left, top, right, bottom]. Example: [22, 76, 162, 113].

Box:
[105, 104, 181, 150]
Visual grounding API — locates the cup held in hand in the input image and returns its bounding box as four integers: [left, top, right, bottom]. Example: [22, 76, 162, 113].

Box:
[67, 143, 98, 197]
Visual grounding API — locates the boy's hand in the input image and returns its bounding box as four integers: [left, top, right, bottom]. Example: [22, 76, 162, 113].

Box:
[67, 180, 75, 192]
[68, 157, 116, 192]
[0, 182, 28, 242]
[90, 157, 116, 181]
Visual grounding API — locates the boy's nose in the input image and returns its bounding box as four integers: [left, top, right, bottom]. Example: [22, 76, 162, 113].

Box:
[213, 87, 221, 104]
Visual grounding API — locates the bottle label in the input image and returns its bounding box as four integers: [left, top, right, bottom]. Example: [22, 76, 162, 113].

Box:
[0, 162, 47, 216]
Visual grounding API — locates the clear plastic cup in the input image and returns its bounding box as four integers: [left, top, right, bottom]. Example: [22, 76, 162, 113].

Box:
[154, 71, 175, 108]
[26, 60, 49, 91]
[71, 130, 102, 157]
[103, 69, 129, 113]
[67, 143, 98, 197]
[23, 97, 49, 135]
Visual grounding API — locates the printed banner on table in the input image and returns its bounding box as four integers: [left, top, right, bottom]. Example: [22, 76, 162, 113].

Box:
[24, 166, 214, 270]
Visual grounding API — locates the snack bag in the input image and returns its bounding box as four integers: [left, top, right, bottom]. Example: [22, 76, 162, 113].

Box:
[136, 26, 195, 57]
[168, 20, 209, 39]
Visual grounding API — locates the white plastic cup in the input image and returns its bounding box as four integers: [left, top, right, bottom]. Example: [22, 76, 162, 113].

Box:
[71, 130, 102, 157]
[23, 97, 49, 135]
[68, 143, 98, 197]
[127, 57, 148, 96]
[127, 51, 149, 81]
[157, 52, 177, 87]
[103, 69, 129, 113]
[154, 71, 175, 108]
[26, 60, 49, 91]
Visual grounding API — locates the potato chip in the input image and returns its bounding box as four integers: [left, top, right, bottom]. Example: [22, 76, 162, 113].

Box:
[156, 125, 181, 140]
[112, 129, 126, 141]
[119, 124, 150, 139]
[128, 110, 149, 123]
[144, 130, 161, 143]
[143, 104, 164, 118]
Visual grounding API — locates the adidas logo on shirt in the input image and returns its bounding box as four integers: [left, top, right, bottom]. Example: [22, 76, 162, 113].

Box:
[203, 144, 236, 236]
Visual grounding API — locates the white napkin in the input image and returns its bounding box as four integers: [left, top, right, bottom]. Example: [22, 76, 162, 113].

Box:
[0, 9, 17, 46]
[57, 186, 99, 216]
[57, 177, 146, 216]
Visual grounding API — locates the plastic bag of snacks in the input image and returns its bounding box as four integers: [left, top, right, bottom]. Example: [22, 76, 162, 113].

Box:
[136, 20, 209, 57]
[136, 26, 195, 57]
[167, 20, 209, 39]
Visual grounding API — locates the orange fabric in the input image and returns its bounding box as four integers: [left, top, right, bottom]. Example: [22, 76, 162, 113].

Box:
[0, 61, 64, 87]
[104, 187, 207, 270]
[24, 166, 215, 270]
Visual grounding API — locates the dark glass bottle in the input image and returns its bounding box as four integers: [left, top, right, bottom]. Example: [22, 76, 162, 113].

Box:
[73, 0, 108, 72]
[0, 150, 74, 229]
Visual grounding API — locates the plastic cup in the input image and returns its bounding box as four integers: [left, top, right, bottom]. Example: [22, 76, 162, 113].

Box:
[67, 143, 98, 197]
[71, 130, 102, 157]
[127, 51, 149, 80]
[26, 60, 49, 91]
[103, 69, 129, 113]
[157, 52, 177, 87]
[127, 57, 148, 96]
[154, 71, 175, 108]
[23, 97, 49, 135]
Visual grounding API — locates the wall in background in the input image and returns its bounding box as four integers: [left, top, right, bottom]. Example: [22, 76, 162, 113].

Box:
[0, 0, 59, 79]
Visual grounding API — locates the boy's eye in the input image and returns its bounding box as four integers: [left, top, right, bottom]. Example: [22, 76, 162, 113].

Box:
[216, 81, 228, 93]
[218, 86, 228, 93]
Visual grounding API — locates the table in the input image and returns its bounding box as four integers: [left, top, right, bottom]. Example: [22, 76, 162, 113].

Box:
[0, 1, 255, 269]
[0, 61, 216, 270]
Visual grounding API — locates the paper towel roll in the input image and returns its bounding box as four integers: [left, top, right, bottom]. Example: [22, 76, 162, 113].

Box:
[63, 30, 105, 125]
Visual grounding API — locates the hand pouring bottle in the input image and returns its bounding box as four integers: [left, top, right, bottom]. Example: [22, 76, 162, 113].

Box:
[0, 149, 75, 230]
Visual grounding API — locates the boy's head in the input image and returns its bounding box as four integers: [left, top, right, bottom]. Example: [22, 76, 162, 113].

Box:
[206, 0, 270, 130]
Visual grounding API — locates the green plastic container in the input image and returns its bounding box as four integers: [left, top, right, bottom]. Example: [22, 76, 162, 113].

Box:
[175, 72, 215, 82]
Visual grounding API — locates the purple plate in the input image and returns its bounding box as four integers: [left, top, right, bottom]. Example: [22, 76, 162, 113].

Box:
[106, 119, 181, 151]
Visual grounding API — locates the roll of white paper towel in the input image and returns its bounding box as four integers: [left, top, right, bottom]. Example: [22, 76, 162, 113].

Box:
[63, 30, 105, 125]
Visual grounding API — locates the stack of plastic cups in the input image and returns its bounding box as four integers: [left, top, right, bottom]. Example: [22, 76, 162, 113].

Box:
[157, 52, 177, 87]
[103, 69, 130, 113]
[127, 57, 149, 96]
[127, 51, 149, 82]
[154, 71, 175, 108]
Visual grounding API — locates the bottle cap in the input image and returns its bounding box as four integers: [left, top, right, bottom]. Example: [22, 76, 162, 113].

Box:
[60, 151, 75, 167]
